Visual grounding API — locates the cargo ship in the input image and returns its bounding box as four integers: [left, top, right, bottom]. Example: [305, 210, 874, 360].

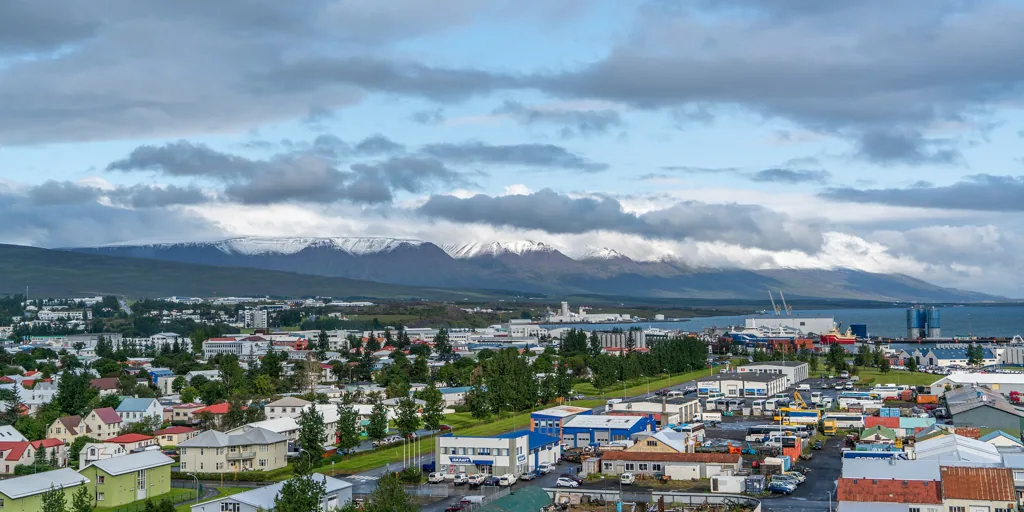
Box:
[819, 323, 856, 345]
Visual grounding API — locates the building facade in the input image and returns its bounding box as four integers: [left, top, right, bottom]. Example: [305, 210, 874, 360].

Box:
[737, 361, 809, 386]
[530, 406, 593, 441]
[435, 430, 561, 477]
[560, 414, 656, 448]
[696, 373, 789, 398]
[0, 469, 89, 511]
[607, 398, 702, 429]
[178, 428, 288, 473]
[79, 451, 174, 507]
[189, 474, 352, 512]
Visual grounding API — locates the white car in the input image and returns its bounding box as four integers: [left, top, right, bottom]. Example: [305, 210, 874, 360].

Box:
[619, 473, 636, 485]
[498, 473, 517, 486]
[606, 398, 623, 406]
[428, 472, 446, 484]
[453, 473, 468, 485]
[555, 477, 580, 488]
[537, 462, 554, 474]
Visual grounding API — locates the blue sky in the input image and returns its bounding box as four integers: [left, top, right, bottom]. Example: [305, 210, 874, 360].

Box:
[1, 0, 1024, 296]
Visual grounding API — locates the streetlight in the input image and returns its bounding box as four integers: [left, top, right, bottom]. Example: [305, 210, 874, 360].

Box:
[187, 473, 199, 504]
[827, 488, 836, 512]
[299, 448, 314, 472]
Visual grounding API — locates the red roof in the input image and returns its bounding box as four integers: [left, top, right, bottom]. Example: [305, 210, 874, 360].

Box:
[0, 439, 64, 461]
[106, 433, 154, 444]
[940, 466, 1015, 501]
[24, 371, 40, 377]
[865, 417, 900, 429]
[206, 337, 237, 342]
[90, 377, 119, 390]
[194, 402, 235, 415]
[838, 478, 943, 504]
[155, 426, 195, 435]
[92, 407, 122, 424]
[600, 452, 741, 463]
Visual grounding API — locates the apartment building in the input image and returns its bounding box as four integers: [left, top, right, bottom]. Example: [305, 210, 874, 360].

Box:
[178, 428, 288, 473]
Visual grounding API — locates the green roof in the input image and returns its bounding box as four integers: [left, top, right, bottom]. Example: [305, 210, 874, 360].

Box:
[479, 487, 551, 512]
[861, 425, 897, 439]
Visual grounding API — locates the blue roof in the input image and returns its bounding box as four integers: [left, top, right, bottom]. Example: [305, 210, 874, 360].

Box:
[492, 429, 560, 450]
[439, 386, 472, 394]
[980, 430, 1021, 443]
[116, 397, 156, 412]
[928, 348, 994, 359]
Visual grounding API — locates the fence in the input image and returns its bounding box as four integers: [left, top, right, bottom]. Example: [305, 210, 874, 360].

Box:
[96, 488, 200, 512]
[543, 489, 762, 512]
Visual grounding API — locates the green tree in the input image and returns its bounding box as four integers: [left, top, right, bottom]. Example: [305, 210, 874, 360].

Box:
[68, 436, 100, 468]
[466, 385, 491, 419]
[296, 406, 326, 473]
[171, 376, 186, 393]
[872, 346, 887, 368]
[179, 387, 199, 404]
[588, 331, 603, 358]
[906, 357, 919, 372]
[555, 361, 573, 398]
[364, 471, 416, 512]
[394, 397, 420, 438]
[0, 386, 23, 425]
[317, 329, 330, 360]
[808, 355, 819, 374]
[274, 474, 327, 512]
[879, 358, 891, 374]
[367, 399, 389, 442]
[625, 330, 636, 353]
[433, 329, 452, 361]
[71, 484, 93, 512]
[855, 345, 873, 367]
[54, 372, 95, 416]
[336, 403, 360, 455]
[420, 383, 445, 431]
[41, 485, 66, 512]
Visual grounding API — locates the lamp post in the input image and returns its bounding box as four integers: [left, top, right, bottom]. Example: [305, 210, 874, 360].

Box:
[299, 448, 314, 473]
[187, 473, 199, 504]
[827, 488, 836, 512]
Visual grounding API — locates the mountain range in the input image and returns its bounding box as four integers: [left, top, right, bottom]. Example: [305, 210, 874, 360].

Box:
[67, 237, 999, 301]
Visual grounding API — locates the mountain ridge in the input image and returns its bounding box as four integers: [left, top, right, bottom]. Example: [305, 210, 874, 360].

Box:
[67, 236, 1000, 301]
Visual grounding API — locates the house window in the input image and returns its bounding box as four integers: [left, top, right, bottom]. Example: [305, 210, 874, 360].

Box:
[96, 493, 105, 501]
[97, 476, 105, 484]
[996, 509, 1012, 512]
[625, 464, 635, 471]
[216, 463, 224, 470]
[221, 503, 240, 512]
[604, 463, 613, 470]
[646, 441, 657, 447]
[949, 507, 965, 512]
[652, 464, 662, 471]
[910, 508, 920, 512]
[259, 459, 267, 467]
[180, 463, 186, 470]
[638, 464, 649, 471]
[259, 445, 268, 452]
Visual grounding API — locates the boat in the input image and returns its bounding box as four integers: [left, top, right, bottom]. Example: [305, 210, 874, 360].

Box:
[727, 324, 800, 348]
[820, 323, 856, 345]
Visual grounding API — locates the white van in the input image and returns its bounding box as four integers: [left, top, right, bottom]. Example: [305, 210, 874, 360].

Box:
[797, 384, 811, 391]
[666, 390, 684, 398]
[619, 473, 636, 485]
[606, 398, 623, 406]
[499, 474, 517, 486]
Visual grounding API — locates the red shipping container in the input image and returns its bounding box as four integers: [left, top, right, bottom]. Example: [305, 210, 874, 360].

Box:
[865, 416, 900, 429]
[783, 446, 802, 462]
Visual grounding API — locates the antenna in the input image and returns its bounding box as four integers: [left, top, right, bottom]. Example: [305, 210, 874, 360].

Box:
[768, 291, 780, 315]
[779, 291, 792, 315]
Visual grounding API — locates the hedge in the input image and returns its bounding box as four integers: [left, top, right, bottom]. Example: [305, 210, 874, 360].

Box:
[172, 465, 293, 482]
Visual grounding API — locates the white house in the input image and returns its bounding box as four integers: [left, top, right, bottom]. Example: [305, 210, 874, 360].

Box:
[116, 398, 162, 424]
[190, 474, 352, 512]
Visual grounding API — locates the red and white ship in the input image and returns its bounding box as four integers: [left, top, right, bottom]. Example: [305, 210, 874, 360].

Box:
[819, 323, 856, 345]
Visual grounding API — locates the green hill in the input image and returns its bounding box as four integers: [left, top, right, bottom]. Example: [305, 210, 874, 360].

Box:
[0, 244, 507, 300]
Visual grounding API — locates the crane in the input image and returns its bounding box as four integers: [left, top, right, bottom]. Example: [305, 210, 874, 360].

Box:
[768, 291, 781, 315]
[793, 391, 808, 409]
[779, 291, 793, 315]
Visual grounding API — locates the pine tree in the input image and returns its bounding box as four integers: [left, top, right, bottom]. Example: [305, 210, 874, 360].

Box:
[625, 330, 636, 353]
[41, 485, 66, 512]
[588, 331, 603, 358]
[336, 403, 361, 455]
[420, 383, 445, 431]
[366, 399, 389, 442]
[317, 330, 329, 360]
[433, 329, 452, 361]
[49, 446, 58, 467]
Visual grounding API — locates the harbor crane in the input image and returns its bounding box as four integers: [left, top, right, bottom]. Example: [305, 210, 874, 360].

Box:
[779, 291, 793, 315]
[768, 291, 781, 315]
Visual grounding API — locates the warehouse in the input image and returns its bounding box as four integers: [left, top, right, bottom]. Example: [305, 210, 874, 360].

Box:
[928, 374, 1024, 396]
[435, 430, 561, 477]
[696, 373, 789, 398]
[560, 414, 656, 448]
[737, 361, 809, 386]
[607, 397, 701, 429]
[595, 452, 742, 479]
[945, 386, 1024, 436]
[530, 405, 592, 440]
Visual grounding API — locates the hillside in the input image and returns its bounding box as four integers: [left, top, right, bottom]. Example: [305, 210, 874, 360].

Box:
[0, 244, 510, 300]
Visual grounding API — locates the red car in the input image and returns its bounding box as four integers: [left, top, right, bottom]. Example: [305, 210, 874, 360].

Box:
[445, 504, 465, 512]
[439, 424, 452, 431]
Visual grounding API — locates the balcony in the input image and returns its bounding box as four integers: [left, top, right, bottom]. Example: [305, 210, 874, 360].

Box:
[226, 451, 256, 460]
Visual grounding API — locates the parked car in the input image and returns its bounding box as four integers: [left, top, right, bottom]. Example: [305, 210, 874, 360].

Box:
[833, 382, 844, 390]
[606, 398, 623, 406]
[444, 505, 465, 512]
[519, 470, 537, 481]
[482, 476, 501, 487]
[845, 382, 854, 390]
[559, 473, 584, 485]
[467, 474, 485, 487]
[813, 440, 824, 450]
[498, 474, 517, 486]
[453, 473, 469, 485]
[784, 471, 806, 483]
[769, 481, 796, 494]
[619, 473, 636, 485]
[772, 475, 801, 487]
[840, 371, 850, 378]
[555, 477, 580, 488]
[684, 385, 697, 393]
[428, 472, 446, 484]
[537, 462, 554, 474]
[439, 424, 452, 431]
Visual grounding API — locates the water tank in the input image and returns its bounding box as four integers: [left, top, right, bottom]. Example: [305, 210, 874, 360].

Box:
[906, 308, 922, 339]
[850, 324, 868, 339]
[926, 308, 941, 338]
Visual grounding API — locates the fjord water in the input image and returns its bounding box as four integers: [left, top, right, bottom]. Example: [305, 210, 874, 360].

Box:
[542, 305, 1024, 339]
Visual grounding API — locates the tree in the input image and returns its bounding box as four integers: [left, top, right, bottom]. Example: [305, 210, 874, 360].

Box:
[48, 446, 58, 468]
[872, 346, 887, 368]
[906, 357, 919, 372]
[808, 355, 819, 374]
[336, 403, 360, 454]
[68, 436, 99, 468]
[179, 387, 199, 404]
[855, 345, 873, 367]
[879, 358, 891, 374]
[967, 344, 984, 367]
[364, 471, 416, 512]
[316, 330, 329, 360]
[274, 474, 327, 512]
[0, 386, 22, 425]
[555, 362, 573, 398]
[171, 376, 186, 393]
[420, 383, 445, 431]
[71, 484, 93, 512]
[366, 399, 389, 442]
[54, 372, 95, 416]
[410, 355, 429, 383]
[41, 485, 66, 512]
[394, 397, 420, 438]
[466, 385, 491, 419]
[433, 329, 452, 361]
[296, 406, 326, 474]
[95, 335, 113, 358]
[588, 331, 603, 358]
[625, 330, 636, 353]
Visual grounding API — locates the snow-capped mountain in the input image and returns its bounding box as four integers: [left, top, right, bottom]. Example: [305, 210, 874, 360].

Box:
[108, 236, 424, 256]
[441, 240, 557, 259]
[572, 246, 630, 261]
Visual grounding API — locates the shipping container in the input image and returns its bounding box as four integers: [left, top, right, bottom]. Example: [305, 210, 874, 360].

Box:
[916, 394, 939, 404]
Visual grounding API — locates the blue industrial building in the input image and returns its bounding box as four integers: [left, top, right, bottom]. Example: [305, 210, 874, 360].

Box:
[560, 414, 656, 448]
[530, 405, 593, 440]
[907, 306, 941, 339]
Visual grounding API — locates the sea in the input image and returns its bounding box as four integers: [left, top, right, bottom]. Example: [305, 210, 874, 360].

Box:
[540, 305, 1024, 340]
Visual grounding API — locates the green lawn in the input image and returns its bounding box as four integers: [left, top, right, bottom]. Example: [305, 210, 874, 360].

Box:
[574, 367, 718, 399]
[173, 487, 249, 512]
[852, 368, 939, 387]
[100, 488, 198, 512]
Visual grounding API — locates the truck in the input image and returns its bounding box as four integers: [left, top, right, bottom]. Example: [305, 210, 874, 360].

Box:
[693, 412, 722, 423]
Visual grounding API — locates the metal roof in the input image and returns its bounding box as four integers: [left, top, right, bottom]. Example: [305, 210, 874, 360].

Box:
[84, 451, 174, 476]
[531, 406, 591, 418]
[564, 414, 647, 430]
[0, 468, 89, 499]
[914, 434, 1002, 464]
[266, 397, 312, 408]
[697, 373, 786, 383]
[196, 474, 352, 509]
[841, 459, 940, 480]
[179, 427, 287, 448]
[742, 361, 807, 367]
[226, 418, 299, 435]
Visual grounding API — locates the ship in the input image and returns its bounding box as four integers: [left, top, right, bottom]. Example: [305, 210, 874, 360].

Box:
[819, 323, 856, 345]
[727, 324, 801, 348]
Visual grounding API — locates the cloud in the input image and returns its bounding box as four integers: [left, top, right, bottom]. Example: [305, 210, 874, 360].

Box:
[419, 141, 607, 171]
[418, 188, 823, 252]
[820, 174, 1024, 211]
[853, 129, 963, 166]
[28, 181, 101, 205]
[749, 168, 830, 184]
[412, 108, 446, 125]
[107, 184, 209, 208]
[350, 156, 468, 193]
[491, 99, 622, 137]
[353, 134, 405, 155]
[659, 166, 739, 174]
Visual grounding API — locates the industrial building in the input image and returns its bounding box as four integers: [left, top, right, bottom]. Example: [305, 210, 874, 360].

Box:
[737, 361, 809, 386]
[559, 414, 656, 448]
[907, 306, 941, 339]
[899, 346, 997, 368]
[530, 406, 593, 440]
[696, 373, 789, 398]
[593, 452, 742, 479]
[928, 374, 1024, 396]
[945, 387, 1024, 436]
[607, 397, 702, 429]
[435, 430, 561, 476]
[546, 301, 631, 323]
[742, 315, 835, 335]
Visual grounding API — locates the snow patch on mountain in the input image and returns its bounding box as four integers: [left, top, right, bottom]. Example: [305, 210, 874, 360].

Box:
[571, 246, 630, 261]
[118, 236, 426, 256]
[441, 240, 557, 259]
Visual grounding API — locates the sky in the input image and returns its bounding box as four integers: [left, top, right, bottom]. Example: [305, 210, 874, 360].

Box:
[2, 1, 1024, 296]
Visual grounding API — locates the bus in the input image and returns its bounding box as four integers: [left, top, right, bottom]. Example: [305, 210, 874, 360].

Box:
[871, 385, 906, 400]
[673, 422, 706, 442]
[764, 398, 781, 412]
[822, 413, 866, 429]
[773, 407, 821, 425]
[745, 424, 811, 442]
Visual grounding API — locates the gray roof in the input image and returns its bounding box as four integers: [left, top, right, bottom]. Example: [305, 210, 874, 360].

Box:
[117, 397, 157, 412]
[742, 361, 807, 368]
[179, 427, 287, 448]
[266, 397, 312, 408]
[841, 459, 940, 480]
[0, 468, 89, 499]
[195, 474, 352, 509]
[946, 386, 1024, 417]
[84, 451, 174, 476]
[698, 373, 786, 383]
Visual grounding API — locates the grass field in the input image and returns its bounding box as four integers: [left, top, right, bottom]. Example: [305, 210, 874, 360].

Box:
[100, 488, 198, 512]
[173, 487, 248, 512]
[853, 368, 939, 387]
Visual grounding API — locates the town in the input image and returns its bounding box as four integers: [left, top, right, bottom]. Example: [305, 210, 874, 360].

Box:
[0, 294, 1022, 512]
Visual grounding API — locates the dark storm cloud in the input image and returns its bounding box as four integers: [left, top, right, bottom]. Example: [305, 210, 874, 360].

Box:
[107, 141, 260, 178]
[28, 181, 101, 205]
[0, 1, 100, 54]
[350, 157, 466, 193]
[420, 141, 607, 171]
[820, 175, 1024, 211]
[107, 184, 208, 208]
[418, 189, 823, 252]
[354, 134, 405, 155]
[492, 100, 622, 137]
[749, 168, 831, 184]
[854, 129, 963, 166]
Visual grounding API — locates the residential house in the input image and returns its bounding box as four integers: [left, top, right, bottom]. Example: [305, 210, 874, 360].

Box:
[116, 398, 162, 425]
[260, 400, 339, 447]
[0, 468, 90, 511]
[939, 466, 1017, 512]
[178, 427, 288, 473]
[980, 430, 1024, 448]
[0, 438, 68, 474]
[438, 386, 472, 407]
[82, 408, 124, 441]
[48, 415, 85, 444]
[596, 452, 742, 479]
[79, 443, 127, 470]
[154, 426, 198, 447]
[264, 397, 312, 420]
[90, 377, 120, 397]
[626, 430, 696, 454]
[860, 425, 898, 444]
[189, 474, 353, 512]
[79, 451, 174, 507]
[171, 403, 206, 425]
[227, 418, 300, 453]
[191, 402, 237, 429]
[0, 426, 26, 442]
[105, 433, 158, 452]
